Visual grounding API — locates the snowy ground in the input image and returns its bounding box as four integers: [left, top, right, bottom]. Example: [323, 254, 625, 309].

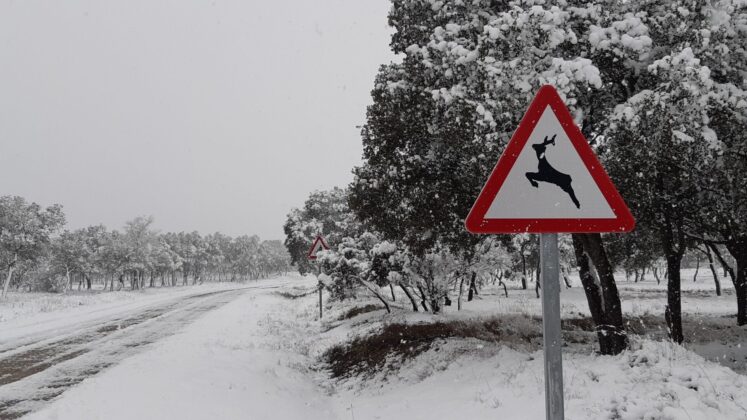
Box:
[7, 272, 745, 420]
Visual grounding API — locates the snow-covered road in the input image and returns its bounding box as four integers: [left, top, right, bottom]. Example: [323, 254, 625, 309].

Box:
[0, 279, 302, 419]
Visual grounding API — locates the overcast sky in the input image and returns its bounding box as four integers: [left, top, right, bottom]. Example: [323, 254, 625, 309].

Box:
[0, 0, 394, 240]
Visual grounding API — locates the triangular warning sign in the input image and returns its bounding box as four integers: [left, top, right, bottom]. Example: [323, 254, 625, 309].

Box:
[465, 85, 635, 234]
[307, 235, 330, 260]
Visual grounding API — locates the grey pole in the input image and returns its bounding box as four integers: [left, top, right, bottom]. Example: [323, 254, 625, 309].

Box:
[540, 233, 564, 420]
[317, 263, 323, 320]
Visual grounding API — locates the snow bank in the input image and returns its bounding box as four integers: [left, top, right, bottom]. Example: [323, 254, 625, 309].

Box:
[325, 338, 747, 420]
[286, 277, 747, 420]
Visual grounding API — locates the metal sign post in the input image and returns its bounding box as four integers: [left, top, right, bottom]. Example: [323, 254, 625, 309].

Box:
[464, 86, 635, 420]
[318, 264, 323, 320]
[307, 235, 329, 321]
[540, 233, 563, 420]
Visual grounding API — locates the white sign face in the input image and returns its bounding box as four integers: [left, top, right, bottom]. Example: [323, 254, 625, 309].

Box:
[484, 106, 615, 219]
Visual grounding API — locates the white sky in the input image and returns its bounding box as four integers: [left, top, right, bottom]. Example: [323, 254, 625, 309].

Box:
[0, 0, 394, 240]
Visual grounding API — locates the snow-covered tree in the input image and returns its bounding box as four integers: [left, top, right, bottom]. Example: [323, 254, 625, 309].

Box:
[352, 0, 644, 353]
[284, 187, 355, 274]
[317, 232, 378, 300]
[601, 1, 747, 334]
[350, 0, 747, 351]
[0, 196, 65, 298]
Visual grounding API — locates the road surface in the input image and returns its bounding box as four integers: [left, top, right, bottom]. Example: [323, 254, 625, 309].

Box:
[0, 283, 285, 419]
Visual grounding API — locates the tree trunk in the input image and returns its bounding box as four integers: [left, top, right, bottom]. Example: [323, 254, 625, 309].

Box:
[735, 259, 747, 326]
[703, 246, 721, 296]
[389, 283, 396, 301]
[85, 274, 92, 290]
[457, 276, 465, 310]
[561, 266, 572, 288]
[1, 257, 17, 299]
[653, 266, 660, 284]
[661, 215, 685, 344]
[521, 252, 528, 290]
[665, 254, 684, 343]
[725, 239, 747, 326]
[356, 278, 391, 314]
[535, 257, 541, 299]
[574, 233, 628, 355]
[692, 256, 700, 282]
[709, 243, 736, 287]
[416, 284, 429, 312]
[399, 283, 419, 312]
[429, 293, 440, 314]
[467, 272, 477, 302]
[65, 266, 72, 292]
[572, 235, 604, 324]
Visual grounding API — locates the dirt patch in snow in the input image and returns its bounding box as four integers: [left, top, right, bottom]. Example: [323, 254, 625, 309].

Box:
[322, 310, 747, 381]
[322, 315, 604, 379]
[275, 289, 318, 300]
[337, 304, 381, 321]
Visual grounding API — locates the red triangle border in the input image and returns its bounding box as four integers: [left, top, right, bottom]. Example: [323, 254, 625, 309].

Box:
[465, 85, 635, 234]
[307, 235, 330, 260]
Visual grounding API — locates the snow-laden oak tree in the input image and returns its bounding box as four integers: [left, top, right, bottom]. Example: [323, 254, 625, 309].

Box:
[285, 188, 460, 312]
[603, 60, 714, 343]
[601, 4, 747, 335]
[0, 195, 290, 294]
[350, 0, 746, 351]
[0, 196, 65, 298]
[51, 225, 109, 291]
[283, 187, 355, 275]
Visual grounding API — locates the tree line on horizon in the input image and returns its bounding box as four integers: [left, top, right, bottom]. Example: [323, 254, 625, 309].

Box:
[285, 0, 747, 355]
[0, 195, 291, 297]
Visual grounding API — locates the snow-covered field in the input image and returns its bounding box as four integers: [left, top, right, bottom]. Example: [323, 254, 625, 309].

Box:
[11, 272, 746, 420]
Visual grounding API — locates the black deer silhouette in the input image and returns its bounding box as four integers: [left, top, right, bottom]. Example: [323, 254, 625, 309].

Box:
[525, 134, 581, 209]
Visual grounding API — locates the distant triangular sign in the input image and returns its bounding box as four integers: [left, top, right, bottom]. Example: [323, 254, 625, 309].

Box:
[465, 85, 635, 234]
[307, 235, 330, 260]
